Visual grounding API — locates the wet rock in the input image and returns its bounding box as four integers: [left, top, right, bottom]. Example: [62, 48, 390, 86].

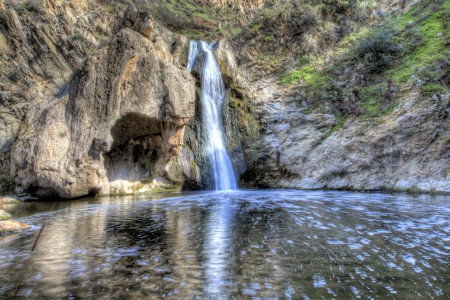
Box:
[0, 220, 30, 233]
[0, 196, 20, 204]
[0, 209, 11, 220]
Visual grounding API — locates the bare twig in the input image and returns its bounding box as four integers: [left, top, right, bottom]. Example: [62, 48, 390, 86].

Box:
[12, 225, 45, 300]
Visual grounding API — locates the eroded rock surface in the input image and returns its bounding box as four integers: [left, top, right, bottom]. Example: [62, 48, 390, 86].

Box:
[240, 74, 450, 193]
[11, 7, 198, 198]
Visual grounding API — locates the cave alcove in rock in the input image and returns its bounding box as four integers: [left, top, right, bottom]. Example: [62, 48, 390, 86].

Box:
[104, 113, 164, 194]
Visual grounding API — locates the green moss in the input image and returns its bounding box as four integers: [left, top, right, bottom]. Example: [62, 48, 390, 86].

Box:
[0, 174, 15, 195]
[261, 35, 276, 42]
[386, 0, 450, 83]
[280, 64, 331, 90]
[324, 115, 346, 139]
[277, 0, 448, 119]
[421, 84, 447, 97]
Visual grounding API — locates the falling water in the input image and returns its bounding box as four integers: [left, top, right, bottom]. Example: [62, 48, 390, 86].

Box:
[188, 41, 237, 191]
[187, 40, 198, 72]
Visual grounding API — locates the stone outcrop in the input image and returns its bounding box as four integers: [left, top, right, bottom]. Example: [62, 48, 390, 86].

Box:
[10, 7, 198, 199]
[0, 0, 117, 152]
[4, 0, 449, 198]
[238, 74, 450, 193]
[0, 196, 20, 204]
[0, 0, 121, 195]
[228, 0, 450, 194]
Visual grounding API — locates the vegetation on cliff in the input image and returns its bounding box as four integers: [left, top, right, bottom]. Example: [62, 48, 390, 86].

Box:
[226, 0, 448, 125]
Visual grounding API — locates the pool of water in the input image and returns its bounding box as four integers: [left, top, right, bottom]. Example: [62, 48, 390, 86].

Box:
[1, 190, 450, 299]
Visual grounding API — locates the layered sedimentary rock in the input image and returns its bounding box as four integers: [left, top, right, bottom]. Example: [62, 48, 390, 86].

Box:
[11, 7, 198, 198]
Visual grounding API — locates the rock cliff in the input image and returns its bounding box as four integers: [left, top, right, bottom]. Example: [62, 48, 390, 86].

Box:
[0, 0, 122, 194]
[234, 0, 450, 193]
[2, 0, 450, 198]
[10, 6, 199, 198]
[241, 76, 450, 193]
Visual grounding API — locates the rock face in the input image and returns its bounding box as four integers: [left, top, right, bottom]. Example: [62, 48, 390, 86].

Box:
[238, 74, 450, 193]
[0, 0, 122, 195]
[5, 1, 449, 198]
[229, 0, 450, 193]
[11, 7, 198, 198]
[214, 40, 261, 179]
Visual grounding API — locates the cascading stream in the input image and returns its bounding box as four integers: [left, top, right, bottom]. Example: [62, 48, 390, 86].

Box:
[188, 40, 237, 191]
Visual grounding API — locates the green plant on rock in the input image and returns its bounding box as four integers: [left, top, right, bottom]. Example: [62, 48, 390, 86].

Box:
[421, 84, 447, 97]
[16, 0, 45, 14]
[261, 35, 276, 42]
[0, 174, 15, 195]
[72, 30, 86, 41]
[356, 30, 403, 73]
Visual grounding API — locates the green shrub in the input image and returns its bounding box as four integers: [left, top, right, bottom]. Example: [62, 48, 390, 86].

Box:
[17, 0, 45, 14]
[151, 5, 195, 31]
[72, 30, 86, 41]
[0, 174, 14, 195]
[421, 84, 447, 97]
[357, 30, 403, 72]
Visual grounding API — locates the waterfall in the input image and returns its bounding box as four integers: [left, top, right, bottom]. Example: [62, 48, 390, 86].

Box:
[187, 40, 198, 72]
[188, 41, 237, 191]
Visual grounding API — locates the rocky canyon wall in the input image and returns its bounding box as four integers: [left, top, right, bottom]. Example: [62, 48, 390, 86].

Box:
[3, 0, 450, 198]
[232, 0, 450, 193]
[240, 75, 450, 193]
[10, 6, 201, 198]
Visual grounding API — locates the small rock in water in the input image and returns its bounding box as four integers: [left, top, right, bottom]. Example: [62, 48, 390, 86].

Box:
[0, 220, 30, 233]
[0, 210, 12, 220]
[0, 196, 21, 204]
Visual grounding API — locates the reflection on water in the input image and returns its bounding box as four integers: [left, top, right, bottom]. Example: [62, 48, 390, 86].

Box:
[1, 190, 450, 299]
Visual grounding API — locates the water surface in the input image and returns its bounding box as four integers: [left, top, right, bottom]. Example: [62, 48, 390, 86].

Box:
[1, 190, 450, 299]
